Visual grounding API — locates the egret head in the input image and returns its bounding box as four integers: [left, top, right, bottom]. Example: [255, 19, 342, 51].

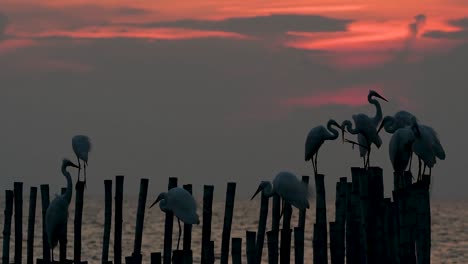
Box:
[251, 181, 271, 200]
[149, 192, 167, 209]
[340, 120, 350, 143]
[369, 90, 388, 102]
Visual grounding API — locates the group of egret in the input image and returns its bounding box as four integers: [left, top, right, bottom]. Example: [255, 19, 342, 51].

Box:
[45, 135, 91, 261]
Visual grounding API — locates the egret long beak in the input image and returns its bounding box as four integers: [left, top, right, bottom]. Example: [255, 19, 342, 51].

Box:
[374, 92, 388, 102]
[377, 121, 385, 133]
[149, 196, 162, 208]
[250, 186, 263, 200]
[69, 162, 80, 169]
[341, 128, 346, 143]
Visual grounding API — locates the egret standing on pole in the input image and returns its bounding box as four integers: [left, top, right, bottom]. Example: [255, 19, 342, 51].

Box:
[150, 187, 200, 250]
[304, 119, 343, 175]
[45, 159, 80, 262]
[412, 122, 446, 180]
[341, 90, 388, 168]
[72, 135, 91, 185]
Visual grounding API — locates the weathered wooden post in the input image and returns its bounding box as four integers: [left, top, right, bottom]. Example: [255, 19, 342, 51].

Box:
[172, 250, 184, 264]
[27, 187, 37, 264]
[313, 174, 327, 264]
[415, 174, 431, 264]
[329, 222, 338, 264]
[59, 188, 70, 263]
[39, 184, 50, 264]
[221, 182, 236, 264]
[246, 231, 257, 264]
[201, 185, 214, 263]
[231, 238, 242, 264]
[130, 178, 149, 264]
[266, 230, 279, 264]
[14, 182, 23, 264]
[367, 167, 384, 263]
[74, 181, 86, 264]
[334, 177, 347, 264]
[271, 195, 281, 231]
[298, 176, 309, 230]
[150, 252, 161, 264]
[2, 190, 14, 264]
[207, 241, 215, 264]
[102, 180, 113, 264]
[293, 227, 304, 264]
[182, 184, 193, 264]
[163, 177, 177, 264]
[115, 176, 125, 264]
[255, 188, 269, 264]
[280, 201, 292, 264]
[357, 168, 369, 264]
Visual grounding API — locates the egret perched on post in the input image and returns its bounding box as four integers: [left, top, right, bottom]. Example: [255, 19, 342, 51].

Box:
[72, 135, 91, 185]
[412, 122, 446, 180]
[45, 159, 80, 262]
[341, 90, 388, 168]
[305, 119, 343, 175]
[150, 187, 200, 250]
[251, 171, 310, 218]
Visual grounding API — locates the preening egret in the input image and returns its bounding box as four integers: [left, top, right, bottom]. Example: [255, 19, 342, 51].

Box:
[45, 159, 79, 262]
[72, 135, 91, 185]
[378, 110, 417, 134]
[251, 171, 310, 219]
[150, 187, 200, 250]
[341, 90, 388, 168]
[305, 119, 343, 175]
[412, 122, 446, 180]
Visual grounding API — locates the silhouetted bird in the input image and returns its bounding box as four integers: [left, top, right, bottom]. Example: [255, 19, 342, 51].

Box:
[72, 135, 91, 185]
[341, 90, 388, 168]
[150, 187, 200, 250]
[305, 119, 343, 175]
[251, 171, 310, 218]
[45, 159, 79, 262]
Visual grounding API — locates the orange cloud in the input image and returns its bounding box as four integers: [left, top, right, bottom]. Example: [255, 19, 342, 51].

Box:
[281, 85, 385, 107]
[0, 39, 36, 55]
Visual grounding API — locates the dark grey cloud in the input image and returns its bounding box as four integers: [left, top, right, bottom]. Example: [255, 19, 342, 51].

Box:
[409, 14, 426, 36]
[113, 7, 153, 16]
[129, 14, 352, 36]
[424, 17, 468, 39]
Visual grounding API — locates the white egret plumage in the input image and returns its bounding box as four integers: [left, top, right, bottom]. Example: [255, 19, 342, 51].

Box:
[150, 187, 200, 249]
[341, 90, 388, 168]
[72, 135, 91, 185]
[378, 110, 417, 134]
[305, 119, 342, 175]
[45, 159, 79, 262]
[251, 171, 310, 219]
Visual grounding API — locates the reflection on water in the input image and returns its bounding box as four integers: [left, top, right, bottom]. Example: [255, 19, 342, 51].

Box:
[0, 197, 466, 263]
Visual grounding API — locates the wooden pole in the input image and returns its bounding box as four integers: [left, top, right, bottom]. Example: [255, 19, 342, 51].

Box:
[293, 227, 304, 264]
[163, 177, 177, 264]
[74, 181, 86, 264]
[255, 189, 269, 264]
[313, 174, 327, 264]
[26, 187, 37, 264]
[172, 250, 184, 264]
[416, 174, 431, 264]
[115, 175, 125, 264]
[298, 176, 309, 230]
[231, 238, 242, 264]
[280, 202, 292, 264]
[2, 190, 14, 264]
[40, 185, 50, 263]
[182, 184, 193, 264]
[201, 185, 214, 264]
[208, 241, 215, 264]
[150, 252, 161, 264]
[246, 231, 256, 264]
[221, 182, 236, 264]
[59, 187, 68, 263]
[357, 169, 369, 264]
[329, 222, 338, 264]
[266, 230, 279, 264]
[345, 182, 358, 264]
[132, 178, 149, 263]
[271, 194, 281, 232]
[367, 167, 384, 263]
[14, 182, 23, 264]
[102, 180, 112, 264]
[334, 177, 347, 264]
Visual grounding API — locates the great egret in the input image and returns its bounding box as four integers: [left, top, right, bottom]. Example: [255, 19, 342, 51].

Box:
[251, 171, 310, 219]
[305, 119, 343, 175]
[412, 122, 446, 180]
[150, 187, 200, 250]
[72, 135, 91, 185]
[45, 159, 80, 262]
[341, 90, 388, 168]
[378, 110, 417, 134]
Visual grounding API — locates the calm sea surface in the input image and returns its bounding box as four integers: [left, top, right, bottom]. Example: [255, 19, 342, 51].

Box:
[0, 197, 466, 263]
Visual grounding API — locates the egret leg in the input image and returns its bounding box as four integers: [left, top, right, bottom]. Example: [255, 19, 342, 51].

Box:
[177, 218, 182, 250]
[76, 157, 82, 184]
[279, 199, 285, 221]
[418, 158, 422, 180]
[51, 248, 54, 262]
[84, 162, 87, 188]
[408, 152, 413, 173]
[311, 159, 316, 177]
[314, 152, 318, 175]
[362, 157, 366, 168]
[366, 146, 371, 169]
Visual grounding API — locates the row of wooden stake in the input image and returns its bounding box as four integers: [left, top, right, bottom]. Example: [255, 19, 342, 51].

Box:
[1, 167, 431, 264]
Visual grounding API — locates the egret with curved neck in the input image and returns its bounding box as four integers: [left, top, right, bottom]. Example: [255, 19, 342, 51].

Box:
[45, 159, 79, 262]
[304, 119, 342, 175]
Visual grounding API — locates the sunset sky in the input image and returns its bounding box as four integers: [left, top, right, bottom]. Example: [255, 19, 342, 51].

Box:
[1, 0, 467, 199]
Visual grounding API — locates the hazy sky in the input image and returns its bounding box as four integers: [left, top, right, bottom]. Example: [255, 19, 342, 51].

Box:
[1, 0, 467, 200]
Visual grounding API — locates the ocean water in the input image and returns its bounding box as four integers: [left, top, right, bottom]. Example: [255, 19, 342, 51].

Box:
[0, 197, 467, 263]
